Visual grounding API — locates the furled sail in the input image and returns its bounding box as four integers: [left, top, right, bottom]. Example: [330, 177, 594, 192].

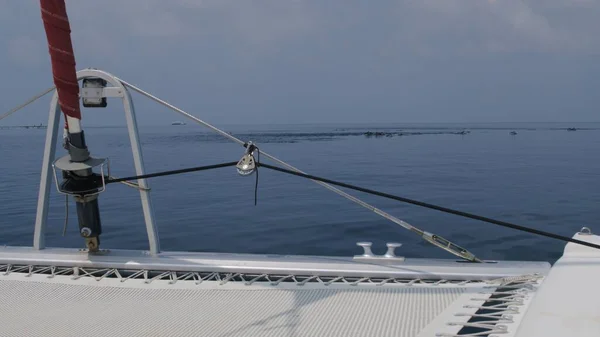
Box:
[39, 0, 81, 126]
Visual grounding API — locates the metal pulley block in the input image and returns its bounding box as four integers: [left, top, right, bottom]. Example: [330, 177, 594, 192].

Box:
[236, 154, 256, 176]
[236, 142, 257, 176]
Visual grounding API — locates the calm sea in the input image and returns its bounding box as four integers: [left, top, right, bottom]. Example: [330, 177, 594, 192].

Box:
[1, 122, 598, 263]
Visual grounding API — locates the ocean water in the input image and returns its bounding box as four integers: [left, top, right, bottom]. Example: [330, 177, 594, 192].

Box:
[0, 122, 598, 263]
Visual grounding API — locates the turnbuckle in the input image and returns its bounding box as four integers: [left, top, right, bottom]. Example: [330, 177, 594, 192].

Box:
[422, 231, 482, 262]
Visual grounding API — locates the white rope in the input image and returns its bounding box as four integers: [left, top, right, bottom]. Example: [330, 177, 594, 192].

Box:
[0, 86, 55, 122]
[485, 273, 542, 286]
[118, 79, 431, 237]
[438, 276, 542, 337]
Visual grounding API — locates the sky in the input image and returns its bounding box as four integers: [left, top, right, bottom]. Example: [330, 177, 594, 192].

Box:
[1, 0, 600, 126]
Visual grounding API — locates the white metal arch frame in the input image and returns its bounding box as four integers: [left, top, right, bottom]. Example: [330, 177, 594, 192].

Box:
[33, 68, 160, 255]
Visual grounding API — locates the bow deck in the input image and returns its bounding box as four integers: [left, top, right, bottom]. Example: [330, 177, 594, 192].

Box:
[0, 247, 550, 337]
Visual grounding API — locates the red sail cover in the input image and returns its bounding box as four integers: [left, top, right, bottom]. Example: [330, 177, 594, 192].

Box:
[40, 0, 81, 122]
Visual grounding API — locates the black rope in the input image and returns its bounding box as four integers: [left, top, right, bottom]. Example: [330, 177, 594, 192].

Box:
[254, 148, 260, 206]
[258, 162, 600, 251]
[105, 161, 238, 184]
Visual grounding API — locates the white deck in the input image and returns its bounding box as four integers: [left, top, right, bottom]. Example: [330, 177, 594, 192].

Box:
[0, 246, 550, 280]
[515, 231, 600, 337]
[1, 234, 598, 336]
[0, 234, 600, 337]
[0, 246, 551, 336]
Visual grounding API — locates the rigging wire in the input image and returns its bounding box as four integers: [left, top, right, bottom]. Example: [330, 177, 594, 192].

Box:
[258, 162, 600, 251]
[4, 82, 468, 257]
[0, 86, 55, 122]
[115, 79, 482, 261]
[254, 148, 260, 206]
[118, 81, 433, 236]
[62, 195, 69, 236]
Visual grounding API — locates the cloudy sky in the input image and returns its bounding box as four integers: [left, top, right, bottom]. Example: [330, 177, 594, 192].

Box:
[1, 0, 599, 125]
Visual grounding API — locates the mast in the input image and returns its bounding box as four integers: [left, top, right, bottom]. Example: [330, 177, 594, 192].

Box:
[39, 0, 103, 251]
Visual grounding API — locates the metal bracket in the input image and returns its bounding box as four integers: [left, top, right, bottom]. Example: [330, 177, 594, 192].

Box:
[81, 87, 125, 99]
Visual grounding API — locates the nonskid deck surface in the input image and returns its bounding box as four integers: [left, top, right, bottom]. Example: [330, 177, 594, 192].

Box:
[0, 248, 549, 337]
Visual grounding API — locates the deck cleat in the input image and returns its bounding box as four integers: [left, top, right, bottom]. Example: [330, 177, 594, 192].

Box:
[354, 242, 405, 262]
[384, 242, 402, 258]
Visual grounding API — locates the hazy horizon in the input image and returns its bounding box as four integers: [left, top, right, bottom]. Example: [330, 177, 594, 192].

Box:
[3, 121, 598, 129]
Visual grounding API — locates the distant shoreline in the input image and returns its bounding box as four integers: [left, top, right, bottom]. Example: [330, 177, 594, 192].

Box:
[0, 125, 46, 129]
[2, 122, 598, 132]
